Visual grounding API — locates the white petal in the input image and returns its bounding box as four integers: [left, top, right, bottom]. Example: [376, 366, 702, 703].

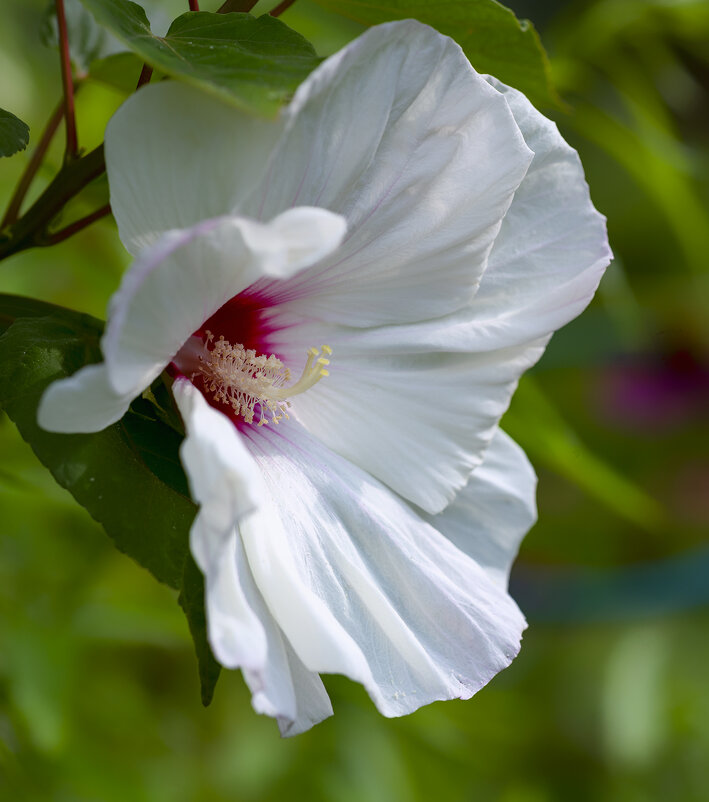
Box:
[173, 378, 263, 668]
[272, 639, 333, 737]
[102, 208, 345, 397]
[173, 378, 261, 540]
[245, 20, 532, 326]
[424, 428, 537, 588]
[466, 77, 613, 350]
[238, 422, 526, 719]
[262, 312, 546, 514]
[37, 363, 133, 433]
[191, 513, 268, 675]
[253, 70, 610, 511]
[105, 82, 283, 253]
[174, 376, 266, 674]
[239, 571, 334, 736]
[174, 379, 332, 734]
[242, 207, 347, 275]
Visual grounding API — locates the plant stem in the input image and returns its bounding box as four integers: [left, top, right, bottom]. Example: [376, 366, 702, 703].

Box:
[45, 204, 112, 245]
[270, 0, 297, 15]
[0, 145, 105, 262]
[136, 64, 154, 88]
[55, 0, 78, 161]
[1, 101, 64, 229]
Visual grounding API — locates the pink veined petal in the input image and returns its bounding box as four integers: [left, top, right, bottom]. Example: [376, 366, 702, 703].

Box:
[233, 422, 526, 723]
[101, 208, 345, 397]
[241, 19, 532, 327]
[37, 209, 345, 435]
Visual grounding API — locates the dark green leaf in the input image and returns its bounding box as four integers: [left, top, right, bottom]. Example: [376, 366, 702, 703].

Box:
[76, 1, 321, 116]
[310, 0, 560, 109]
[41, 0, 109, 75]
[0, 294, 217, 702]
[0, 305, 196, 589]
[0, 294, 64, 335]
[0, 108, 30, 158]
[179, 554, 221, 706]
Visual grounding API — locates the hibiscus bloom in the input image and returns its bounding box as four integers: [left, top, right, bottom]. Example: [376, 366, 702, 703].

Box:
[39, 21, 611, 734]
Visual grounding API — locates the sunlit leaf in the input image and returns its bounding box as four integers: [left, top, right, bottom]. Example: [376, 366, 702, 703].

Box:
[0, 108, 30, 158]
[309, 0, 560, 108]
[76, 0, 321, 116]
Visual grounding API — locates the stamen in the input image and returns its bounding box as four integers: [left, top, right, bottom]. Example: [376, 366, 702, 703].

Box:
[194, 331, 331, 425]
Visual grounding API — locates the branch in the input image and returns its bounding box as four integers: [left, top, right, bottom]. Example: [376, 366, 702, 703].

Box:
[0, 145, 105, 262]
[136, 63, 154, 88]
[55, 0, 78, 160]
[45, 204, 112, 246]
[1, 101, 64, 229]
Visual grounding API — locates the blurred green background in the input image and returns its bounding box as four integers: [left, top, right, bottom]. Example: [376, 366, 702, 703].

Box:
[1, 0, 708, 800]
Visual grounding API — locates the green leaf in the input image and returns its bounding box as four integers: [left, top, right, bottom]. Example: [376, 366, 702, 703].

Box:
[88, 51, 144, 94]
[0, 305, 195, 589]
[0, 294, 220, 703]
[0, 108, 30, 158]
[0, 294, 64, 335]
[76, 1, 321, 116]
[41, 0, 109, 76]
[179, 554, 222, 706]
[309, 0, 559, 109]
[503, 377, 667, 532]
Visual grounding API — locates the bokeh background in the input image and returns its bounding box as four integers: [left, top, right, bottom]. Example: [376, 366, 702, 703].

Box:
[1, 1, 708, 799]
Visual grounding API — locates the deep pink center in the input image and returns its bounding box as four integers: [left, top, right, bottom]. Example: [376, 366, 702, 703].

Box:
[171, 288, 285, 427]
[196, 289, 276, 357]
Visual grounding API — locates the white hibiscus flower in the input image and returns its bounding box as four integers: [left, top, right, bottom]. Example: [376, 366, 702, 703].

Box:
[39, 21, 611, 735]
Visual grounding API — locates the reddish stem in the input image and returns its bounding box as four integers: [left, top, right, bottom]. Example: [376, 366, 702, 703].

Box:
[55, 0, 78, 160]
[0, 145, 105, 261]
[1, 101, 64, 229]
[136, 63, 154, 89]
[270, 0, 297, 15]
[189, 0, 200, 9]
[44, 203, 112, 246]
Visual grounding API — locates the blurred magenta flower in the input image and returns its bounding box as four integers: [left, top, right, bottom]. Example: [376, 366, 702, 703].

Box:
[597, 347, 709, 432]
[39, 22, 611, 734]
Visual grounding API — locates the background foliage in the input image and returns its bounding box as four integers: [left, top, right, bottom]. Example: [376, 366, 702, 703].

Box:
[1, 0, 708, 800]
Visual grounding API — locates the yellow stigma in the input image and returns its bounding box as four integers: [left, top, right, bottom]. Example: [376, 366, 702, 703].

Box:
[195, 332, 331, 425]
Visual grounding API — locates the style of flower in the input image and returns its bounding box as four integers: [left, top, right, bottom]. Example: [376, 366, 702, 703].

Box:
[39, 21, 611, 735]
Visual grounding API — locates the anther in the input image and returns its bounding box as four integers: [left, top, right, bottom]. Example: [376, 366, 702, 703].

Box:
[195, 334, 332, 425]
